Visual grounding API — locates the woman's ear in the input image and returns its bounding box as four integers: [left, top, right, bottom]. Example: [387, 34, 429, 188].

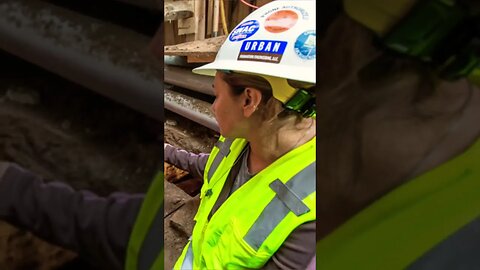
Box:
[242, 87, 262, 118]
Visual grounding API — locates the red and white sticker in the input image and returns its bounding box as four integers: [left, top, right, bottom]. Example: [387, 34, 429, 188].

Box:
[264, 10, 298, 33]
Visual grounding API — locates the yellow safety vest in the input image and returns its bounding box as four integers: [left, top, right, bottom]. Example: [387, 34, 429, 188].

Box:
[125, 171, 164, 270]
[175, 136, 316, 269]
[317, 137, 480, 269]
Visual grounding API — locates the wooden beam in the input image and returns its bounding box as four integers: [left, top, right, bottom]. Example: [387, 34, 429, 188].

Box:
[195, 0, 206, 40]
[206, 0, 214, 37]
[178, 0, 206, 42]
[165, 21, 186, 46]
[230, 1, 251, 31]
[187, 55, 216, 63]
[223, 0, 231, 34]
[164, 0, 193, 21]
[164, 36, 226, 62]
[177, 1, 195, 36]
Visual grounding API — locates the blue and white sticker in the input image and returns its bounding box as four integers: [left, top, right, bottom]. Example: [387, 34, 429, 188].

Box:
[294, 30, 316, 60]
[229, 20, 260, 42]
[237, 40, 287, 64]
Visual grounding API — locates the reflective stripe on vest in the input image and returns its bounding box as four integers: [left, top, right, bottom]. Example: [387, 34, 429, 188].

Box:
[179, 241, 194, 270]
[126, 171, 164, 270]
[408, 217, 480, 269]
[244, 161, 315, 250]
[207, 138, 234, 181]
[137, 204, 164, 270]
[190, 137, 315, 269]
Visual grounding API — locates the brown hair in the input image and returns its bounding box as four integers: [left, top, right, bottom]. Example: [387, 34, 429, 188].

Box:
[221, 71, 316, 160]
[221, 72, 315, 119]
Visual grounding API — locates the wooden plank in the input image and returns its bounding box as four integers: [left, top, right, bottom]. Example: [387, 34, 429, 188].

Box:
[184, 33, 196, 42]
[164, 36, 226, 59]
[195, 0, 206, 40]
[206, 0, 214, 37]
[230, 0, 251, 31]
[178, 0, 195, 35]
[165, 21, 186, 46]
[212, 0, 220, 36]
[223, 0, 231, 34]
[178, 0, 206, 41]
[164, 21, 176, 46]
[187, 55, 216, 63]
[164, 0, 194, 21]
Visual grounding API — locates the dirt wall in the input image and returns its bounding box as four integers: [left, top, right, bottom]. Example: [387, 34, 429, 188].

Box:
[0, 54, 163, 269]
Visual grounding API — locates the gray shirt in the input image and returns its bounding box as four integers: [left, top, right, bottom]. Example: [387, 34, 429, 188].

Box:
[230, 145, 253, 195]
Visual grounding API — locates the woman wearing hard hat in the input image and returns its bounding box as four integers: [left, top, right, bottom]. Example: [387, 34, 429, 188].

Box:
[0, 1, 316, 269]
[165, 1, 316, 269]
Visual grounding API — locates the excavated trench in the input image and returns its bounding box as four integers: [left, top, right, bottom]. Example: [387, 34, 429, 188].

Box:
[0, 49, 165, 269]
[0, 0, 218, 270]
[0, 49, 218, 270]
[0, 1, 218, 269]
[163, 108, 217, 270]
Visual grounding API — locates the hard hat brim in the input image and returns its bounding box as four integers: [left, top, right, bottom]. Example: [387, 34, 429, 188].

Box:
[193, 60, 316, 84]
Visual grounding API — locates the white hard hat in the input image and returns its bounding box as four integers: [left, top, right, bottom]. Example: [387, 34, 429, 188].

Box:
[193, 0, 316, 84]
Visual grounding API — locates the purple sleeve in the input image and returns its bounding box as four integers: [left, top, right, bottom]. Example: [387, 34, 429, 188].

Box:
[262, 221, 316, 270]
[164, 143, 209, 179]
[306, 255, 316, 270]
[0, 162, 143, 270]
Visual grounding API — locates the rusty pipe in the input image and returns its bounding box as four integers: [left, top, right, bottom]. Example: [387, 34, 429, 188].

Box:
[164, 65, 214, 96]
[0, 0, 164, 122]
[164, 88, 219, 132]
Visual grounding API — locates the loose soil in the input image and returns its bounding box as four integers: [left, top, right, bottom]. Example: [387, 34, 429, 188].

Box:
[163, 108, 218, 270]
[0, 52, 218, 269]
[0, 52, 163, 269]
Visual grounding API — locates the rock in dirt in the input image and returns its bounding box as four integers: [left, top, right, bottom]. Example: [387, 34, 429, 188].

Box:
[0, 73, 163, 269]
[164, 111, 217, 269]
[164, 180, 200, 270]
[0, 223, 77, 270]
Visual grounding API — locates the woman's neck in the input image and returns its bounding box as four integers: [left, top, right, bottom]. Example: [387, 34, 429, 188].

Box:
[246, 142, 271, 175]
[247, 120, 316, 175]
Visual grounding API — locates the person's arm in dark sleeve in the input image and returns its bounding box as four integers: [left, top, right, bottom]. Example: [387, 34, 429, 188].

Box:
[262, 221, 316, 270]
[0, 162, 143, 270]
[164, 143, 209, 179]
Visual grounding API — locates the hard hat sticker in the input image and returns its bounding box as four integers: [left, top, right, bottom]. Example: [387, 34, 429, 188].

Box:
[261, 6, 309, 20]
[229, 20, 260, 42]
[264, 10, 298, 33]
[294, 31, 316, 60]
[237, 40, 287, 64]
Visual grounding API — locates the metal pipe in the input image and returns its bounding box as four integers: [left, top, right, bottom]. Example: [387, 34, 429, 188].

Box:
[164, 55, 191, 67]
[164, 88, 219, 132]
[165, 65, 214, 96]
[0, 0, 164, 122]
[212, 0, 220, 37]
